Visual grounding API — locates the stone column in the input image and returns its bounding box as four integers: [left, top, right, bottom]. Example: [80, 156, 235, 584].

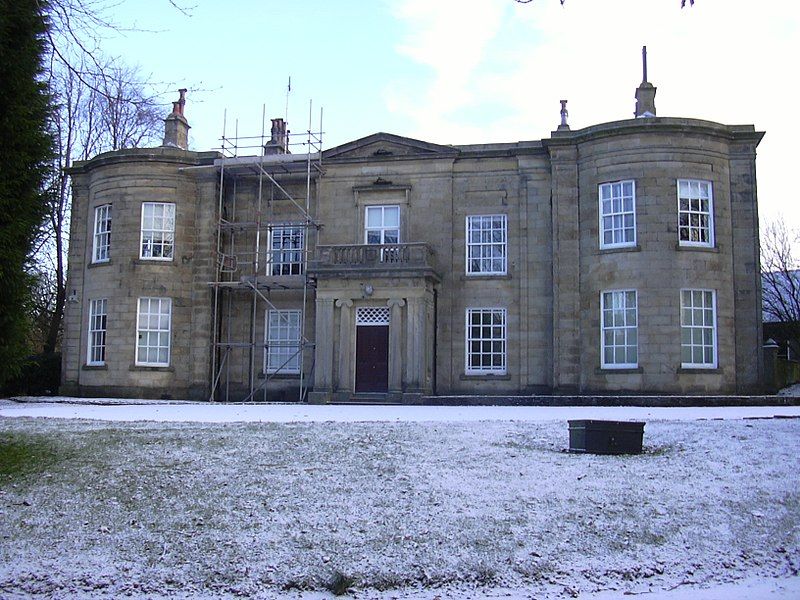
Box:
[405, 296, 422, 392]
[309, 297, 334, 404]
[335, 298, 354, 396]
[387, 298, 405, 395]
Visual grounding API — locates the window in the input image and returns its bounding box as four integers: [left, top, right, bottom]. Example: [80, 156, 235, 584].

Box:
[140, 202, 175, 260]
[265, 309, 302, 374]
[365, 205, 400, 245]
[599, 180, 636, 248]
[681, 289, 717, 368]
[136, 297, 171, 366]
[601, 290, 638, 368]
[92, 204, 112, 263]
[87, 298, 107, 365]
[269, 226, 304, 275]
[465, 308, 506, 375]
[678, 180, 714, 247]
[466, 215, 507, 275]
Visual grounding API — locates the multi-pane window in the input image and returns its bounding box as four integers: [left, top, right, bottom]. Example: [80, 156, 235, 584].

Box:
[140, 202, 175, 260]
[678, 180, 714, 247]
[92, 204, 112, 263]
[136, 297, 171, 366]
[87, 298, 107, 365]
[265, 309, 302, 374]
[599, 180, 636, 248]
[681, 289, 717, 368]
[601, 290, 638, 368]
[365, 205, 400, 245]
[270, 226, 304, 275]
[466, 215, 507, 275]
[465, 308, 506, 375]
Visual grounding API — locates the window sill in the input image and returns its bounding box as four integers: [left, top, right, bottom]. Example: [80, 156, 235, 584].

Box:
[258, 372, 301, 380]
[677, 367, 720, 374]
[461, 273, 512, 281]
[87, 260, 112, 269]
[596, 367, 643, 374]
[133, 258, 176, 266]
[675, 243, 718, 253]
[599, 244, 640, 254]
[129, 365, 175, 372]
[460, 373, 511, 381]
[82, 363, 108, 371]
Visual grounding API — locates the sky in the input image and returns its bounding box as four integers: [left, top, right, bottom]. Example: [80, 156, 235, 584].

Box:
[98, 0, 800, 232]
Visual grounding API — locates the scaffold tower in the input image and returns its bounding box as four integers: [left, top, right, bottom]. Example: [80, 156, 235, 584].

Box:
[209, 103, 323, 402]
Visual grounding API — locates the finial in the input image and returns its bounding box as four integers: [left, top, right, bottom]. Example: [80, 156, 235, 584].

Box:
[558, 99, 570, 130]
[634, 47, 656, 118]
[642, 46, 648, 83]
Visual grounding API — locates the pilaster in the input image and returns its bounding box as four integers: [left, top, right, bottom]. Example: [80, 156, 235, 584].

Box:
[405, 296, 423, 392]
[335, 298, 354, 393]
[387, 298, 405, 394]
[548, 141, 581, 392]
[310, 297, 335, 403]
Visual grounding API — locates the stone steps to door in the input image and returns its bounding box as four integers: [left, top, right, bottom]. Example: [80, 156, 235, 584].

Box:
[332, 393, 403, 405]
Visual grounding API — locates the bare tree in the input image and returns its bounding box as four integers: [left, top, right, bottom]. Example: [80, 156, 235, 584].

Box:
[35, 60, 164, 354]
[761, 220, 800, 355]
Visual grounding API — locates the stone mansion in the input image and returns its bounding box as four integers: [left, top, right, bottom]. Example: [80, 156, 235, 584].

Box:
[61, 73, 765, 402]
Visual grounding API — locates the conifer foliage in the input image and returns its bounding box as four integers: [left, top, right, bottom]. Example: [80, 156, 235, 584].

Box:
[0, 1, 55, 386]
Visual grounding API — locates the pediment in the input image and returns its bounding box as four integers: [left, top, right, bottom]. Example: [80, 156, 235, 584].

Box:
[323, 132, 459, 160]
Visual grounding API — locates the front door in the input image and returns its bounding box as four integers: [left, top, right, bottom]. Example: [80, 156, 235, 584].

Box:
[355, 325, 389, 393]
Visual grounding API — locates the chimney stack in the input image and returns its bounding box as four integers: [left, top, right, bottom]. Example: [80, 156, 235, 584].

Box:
[634, 46, 657, 118]
[264, 118, 289, 155]
[162, 88, 190, 150]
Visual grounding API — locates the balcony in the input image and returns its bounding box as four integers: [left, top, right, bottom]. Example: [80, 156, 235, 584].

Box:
[310, 243, 439, 280]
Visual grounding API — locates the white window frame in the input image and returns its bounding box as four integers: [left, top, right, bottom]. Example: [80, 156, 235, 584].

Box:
[135, 297, 172, 367]
[465, 308, 507, 375]
[600, 290, 638, 369]
[264, 309, 302, 374]
[677, 179, 714, 248]
[269, 225, 304, 276]
[87, 298, 107, 365]
[365, 205, 400, 245]
[680, 289, 717, 369]
[599, 180, 637, 249]
[139, 202, 175, 261]
[466, 214, 507, 276]
[92, 204, 112, 263]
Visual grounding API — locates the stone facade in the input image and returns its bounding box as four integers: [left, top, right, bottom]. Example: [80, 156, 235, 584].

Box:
[61, 99, 765, 401]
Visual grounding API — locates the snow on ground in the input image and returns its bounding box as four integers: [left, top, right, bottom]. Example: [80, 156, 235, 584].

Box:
[3, 396, 800, 423]
[1, 400, 798, 599]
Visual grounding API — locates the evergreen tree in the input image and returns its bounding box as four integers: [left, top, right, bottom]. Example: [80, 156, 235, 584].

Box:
[0, 1, 54, 387]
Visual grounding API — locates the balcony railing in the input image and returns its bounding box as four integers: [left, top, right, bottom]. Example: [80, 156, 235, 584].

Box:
[311, 243, 435, 275]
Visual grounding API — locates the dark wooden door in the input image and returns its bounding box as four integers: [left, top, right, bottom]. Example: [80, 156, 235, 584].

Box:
[355, 325, 389, 392]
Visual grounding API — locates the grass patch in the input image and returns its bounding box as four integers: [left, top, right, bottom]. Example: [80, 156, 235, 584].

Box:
[0, 432, 62, 480]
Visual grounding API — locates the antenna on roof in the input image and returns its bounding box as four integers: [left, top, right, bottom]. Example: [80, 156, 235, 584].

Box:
[642, 46, 648, 83]
[285, 76, 291, 124]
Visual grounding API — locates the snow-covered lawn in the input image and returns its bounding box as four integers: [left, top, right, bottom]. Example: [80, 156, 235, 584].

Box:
[1, 401, 799, 599]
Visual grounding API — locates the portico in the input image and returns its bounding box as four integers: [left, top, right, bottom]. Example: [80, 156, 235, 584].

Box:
[308, 244, 439, 404]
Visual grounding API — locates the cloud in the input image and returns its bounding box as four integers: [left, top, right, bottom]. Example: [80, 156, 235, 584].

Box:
[385, 0, 800, 229]
[386, 0, 509, 134]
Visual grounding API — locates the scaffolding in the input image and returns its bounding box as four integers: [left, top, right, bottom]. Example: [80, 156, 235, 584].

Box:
[209, 103, 323, 402]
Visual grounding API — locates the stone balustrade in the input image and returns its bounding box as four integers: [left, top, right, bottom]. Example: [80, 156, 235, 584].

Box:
[310, 243, 436, 276]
